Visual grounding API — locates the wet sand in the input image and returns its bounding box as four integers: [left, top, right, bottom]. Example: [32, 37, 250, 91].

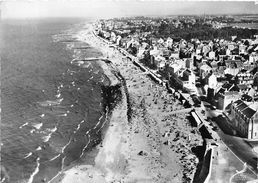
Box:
[56, 24, 203, 183]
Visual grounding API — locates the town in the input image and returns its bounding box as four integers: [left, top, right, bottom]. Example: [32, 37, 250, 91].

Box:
[95, 15, 258, 140]
[92, 15, 258, 181]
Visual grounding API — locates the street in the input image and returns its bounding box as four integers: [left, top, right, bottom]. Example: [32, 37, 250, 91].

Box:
[194, 84, 258, 181]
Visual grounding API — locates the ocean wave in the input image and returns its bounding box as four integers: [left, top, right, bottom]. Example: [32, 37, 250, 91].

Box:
[40, 114, 45, 118]
[30, 129, 36, 134]
[38, 99, 63, 107]
[27, 157, 40, 183]
[80, 134, 91, 158]
[32, 123, 43, 130]
[49, 154, 61, 162]
[36, 146, 42, 151]
[59, 84, 64, 89]
[42, 127, 57, 142]
[55, 93, 61, 98]
[61, 139, 72, 154]
[58, 113, 68, 117]
[93, 115, 103, 130]
[61, 156, 66, 170]
[85, 129, 91, 135]
[74, 120, 85, 133]
[24, 152, 33, 159]
[19, 122, 28, 129]
[42, 134, 51, 142]
[97, 107, 109, 133]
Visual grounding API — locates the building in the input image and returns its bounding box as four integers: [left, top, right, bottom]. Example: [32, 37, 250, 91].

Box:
[199, 64, 212, 79]
[208, 51, 216, 60]
[237, 72, 254, 87]
[174, 69, 196, 91]
[224, 59, 243, 76]
[230, 100, 258, 139]
[249, 52, 258, 63]
[185, 58, 194, 70]
[215, 82, 240, 110]
[165, 37, 173, 48]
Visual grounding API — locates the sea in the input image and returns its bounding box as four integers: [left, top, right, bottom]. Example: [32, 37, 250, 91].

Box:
[1, 18, 122, 183]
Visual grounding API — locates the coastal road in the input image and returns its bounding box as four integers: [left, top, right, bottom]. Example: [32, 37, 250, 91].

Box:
[198, 104, 258, 175]
[195, 108, 258, 182]
[195, 86, 258, 177]
[213, 115, 258, 174]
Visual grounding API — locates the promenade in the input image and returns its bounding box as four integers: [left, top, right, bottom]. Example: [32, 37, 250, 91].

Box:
[91, 27, 258, 183]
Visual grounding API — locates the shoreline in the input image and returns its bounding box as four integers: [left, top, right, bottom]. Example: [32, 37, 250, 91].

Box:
[56, 23, 204, 183]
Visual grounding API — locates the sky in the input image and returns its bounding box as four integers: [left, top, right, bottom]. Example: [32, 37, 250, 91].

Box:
[1, 0, 258, 19]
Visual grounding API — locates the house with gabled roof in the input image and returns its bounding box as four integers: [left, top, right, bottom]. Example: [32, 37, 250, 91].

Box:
[214, 82, 240, 110]
[230, 100, 258, 139]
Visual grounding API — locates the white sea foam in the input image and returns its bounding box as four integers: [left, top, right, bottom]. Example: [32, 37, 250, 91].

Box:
[61, 156, 66, 170]
[85, 129, 91, 135]
[42, 134, 51, 142]
[57, 98, 64, 103]
[77, 87, 80, 90]
[33, 123, 43, 130]
[59, 113, 67, 117]
[82, 62, 91, 68]
[19, 122, 28, 129]
[49, 154, 61, 162]
[74, 120, 84, 133]
[30, 129, 35, 134]
[27, 157, 40, 183]
[61, 139, 72, 154]
[47, 172, 61, 183]
[24, 152, 32, 159]
[55, 93, 61, 98]
[80, 134, 91, 158]
[70, 104, 74, 107]
[36, 146, 42, 151]
[93, 115, 103, 130]
[71, 81, 75, 86]
[38, 99, 63, 107]
[40, 114, 45, 118]
[49, 126, 57, 133]
[97, 108, 109, 133]
[75, 124, 80, 132]
[42, 127, 57, 142]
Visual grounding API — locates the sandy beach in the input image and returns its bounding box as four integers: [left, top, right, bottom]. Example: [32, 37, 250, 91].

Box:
[56, 24, 203, 183]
